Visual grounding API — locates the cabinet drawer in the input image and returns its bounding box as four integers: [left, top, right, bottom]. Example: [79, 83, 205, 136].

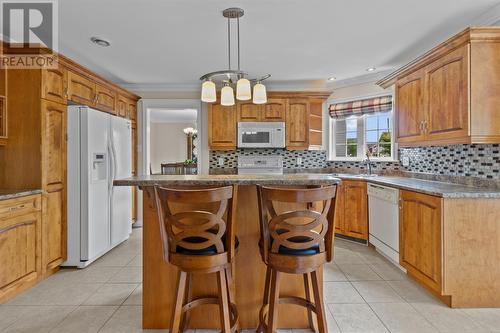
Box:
[0, 195, 41, 219]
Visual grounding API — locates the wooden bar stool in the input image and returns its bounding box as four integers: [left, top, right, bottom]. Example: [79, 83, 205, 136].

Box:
[256, 185, 337, 333]
[154, 185, 240, 333]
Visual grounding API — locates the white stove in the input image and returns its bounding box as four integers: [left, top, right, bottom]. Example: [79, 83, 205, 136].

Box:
[237, 155, 283, 175]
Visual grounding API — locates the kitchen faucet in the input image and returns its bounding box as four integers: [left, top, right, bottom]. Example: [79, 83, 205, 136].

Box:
[364, 150, 373, 175]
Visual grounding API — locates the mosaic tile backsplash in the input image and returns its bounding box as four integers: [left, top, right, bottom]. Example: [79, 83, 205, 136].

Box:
[209, 144, 500, 179]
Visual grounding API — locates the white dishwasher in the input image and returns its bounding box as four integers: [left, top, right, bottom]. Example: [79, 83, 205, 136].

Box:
[367, 183, 400, 264]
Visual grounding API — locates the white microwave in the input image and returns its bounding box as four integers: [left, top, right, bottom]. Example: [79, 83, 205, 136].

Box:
[237, 122, 285, 148]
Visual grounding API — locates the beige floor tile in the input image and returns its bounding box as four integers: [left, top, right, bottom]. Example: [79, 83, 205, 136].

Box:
[124, 284, 142, 305]
[99, 305, 164, 333]
[47, 266, 122, 284]
[0, 306, 34, 331]
[352, 281, 403, 303]
[92, 251, 136, 267]
[323, 263, 348, 282]
[127, 254, 143, 267]
[324, 282, 364, 304]
[50, 305, 118, 333]
[328, 303, 388, 332]
[7, 281, 101, 306]
[387, 280, 436, 303]
[462, 308, 500, 332]
[337, 264, 382, 281]
[325, 307, 342, 333]
[369, 261, 407, 281]
[333, 250, 366, 264]
[83, 283, 138, 306]
[411, 302, 485, 332]
[370, 302, 438, 333]
[357, 250, 391, 265]
[109, 267, 142, 283]
[2, 305, 75, 333]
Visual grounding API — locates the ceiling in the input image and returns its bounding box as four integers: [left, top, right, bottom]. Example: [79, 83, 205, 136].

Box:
[149, 109, 197, 123]
[58, 0, 500, 92]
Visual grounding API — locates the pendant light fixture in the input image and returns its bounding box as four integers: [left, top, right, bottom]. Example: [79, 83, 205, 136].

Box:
[200, 8, 271, 106]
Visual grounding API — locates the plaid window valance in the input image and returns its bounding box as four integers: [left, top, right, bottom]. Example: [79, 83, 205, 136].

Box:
[329, 96, 393, 118]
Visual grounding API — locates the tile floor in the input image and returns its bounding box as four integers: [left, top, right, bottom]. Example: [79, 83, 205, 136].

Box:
[1, 228, 499, 333]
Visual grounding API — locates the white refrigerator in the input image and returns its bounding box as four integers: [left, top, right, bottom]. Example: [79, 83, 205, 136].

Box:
[64, 106, 132, 268]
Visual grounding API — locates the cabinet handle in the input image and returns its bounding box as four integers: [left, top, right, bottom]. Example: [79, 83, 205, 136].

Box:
[419, 121, 424, 133]
[423, 120, 428, 134]
[95, 95, 99, 104]
[9, 204, 26, 211]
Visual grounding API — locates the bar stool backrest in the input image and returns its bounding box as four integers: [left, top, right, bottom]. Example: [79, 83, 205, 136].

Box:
[257, 185, 337, 263]
[154, 186, 237, 263]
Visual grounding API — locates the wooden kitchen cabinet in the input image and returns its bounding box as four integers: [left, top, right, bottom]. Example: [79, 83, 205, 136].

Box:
[41, 100, 67, 273]
[0, 194, 42, 302]
[334, 180, 368, 240]
[424, 45, 469, 142]
[262, 98, 286, 121]
[117, 95, 128, 118]
[379, 27, 500, 146]
[237, 98, 286, 122]
[208, 103, 237, 149]
[208, 93, 329, 150]
[399, 190, 442, 294]
[0, 67, 6, 145]
[67, 70, 96, 106]
[395, 69, 426, 144]
[95, 82, 117, 114]
[41, 65, 67, 105]
[286, 99, 310, 150]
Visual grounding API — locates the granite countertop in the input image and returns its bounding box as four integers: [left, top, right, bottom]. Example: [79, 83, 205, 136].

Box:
[354, 176, 500, 198]
[114, 174, 342, 186]
[0, 189, 43, 201]
[116, 173, 500, 198]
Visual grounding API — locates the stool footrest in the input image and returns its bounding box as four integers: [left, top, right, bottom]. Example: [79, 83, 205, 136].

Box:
[181, 296, 239, 333]
[258, 295, 318, 332]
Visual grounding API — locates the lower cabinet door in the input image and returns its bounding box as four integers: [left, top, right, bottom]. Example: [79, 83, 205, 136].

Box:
[342, 181, 368, 240]
[42, 190, 65, 273]
[0, 211, 41, 299]
[334, 183, 345, 234]
[399, 190, 442, 293]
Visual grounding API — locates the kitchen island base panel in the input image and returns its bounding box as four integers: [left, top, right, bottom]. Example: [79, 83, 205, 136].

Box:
[142, 185, 321, 329]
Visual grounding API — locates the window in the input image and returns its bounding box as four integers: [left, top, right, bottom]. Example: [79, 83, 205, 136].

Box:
[330, 110, 395, 161]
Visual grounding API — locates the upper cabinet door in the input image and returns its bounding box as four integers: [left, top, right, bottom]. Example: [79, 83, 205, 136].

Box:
[262, 98, 286, 122]
[95, 83, 117, 114]
[127, 99, 137, 121]
[208, 104, 236, 149]
[117, 95, 128, 118]
[41, 66, 67, 104]
[286, 99, 310, 149]
[395, 69, 426, 144]
[424, 45, 469, 142]
[237, 101, 261, 122]
[67, 71, 96, 106]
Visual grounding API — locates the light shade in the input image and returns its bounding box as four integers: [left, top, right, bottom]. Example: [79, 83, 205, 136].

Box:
[221, 84, 235, 106]
[236, 78, 251, 101]
[201, 80, 216, 103]
[252, 82, 267, 104]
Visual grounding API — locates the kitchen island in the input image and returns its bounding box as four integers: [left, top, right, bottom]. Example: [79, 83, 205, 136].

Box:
[114, 174, 341, 329]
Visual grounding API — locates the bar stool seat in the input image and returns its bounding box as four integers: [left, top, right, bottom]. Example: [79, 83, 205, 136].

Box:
[154, 185, 240, 333]
[256, 185, 338, 333]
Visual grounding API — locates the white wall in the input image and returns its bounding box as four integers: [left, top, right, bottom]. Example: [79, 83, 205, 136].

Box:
[149, 122, 196, 174]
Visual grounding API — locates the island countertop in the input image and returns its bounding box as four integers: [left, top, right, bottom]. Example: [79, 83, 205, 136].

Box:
[113, 173, 342, 186]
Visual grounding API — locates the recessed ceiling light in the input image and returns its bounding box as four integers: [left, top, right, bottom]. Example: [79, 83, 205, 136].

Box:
[366, 67, 376, 72]
[327, 77, 336, 81]
[90, 37, 111, 47]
